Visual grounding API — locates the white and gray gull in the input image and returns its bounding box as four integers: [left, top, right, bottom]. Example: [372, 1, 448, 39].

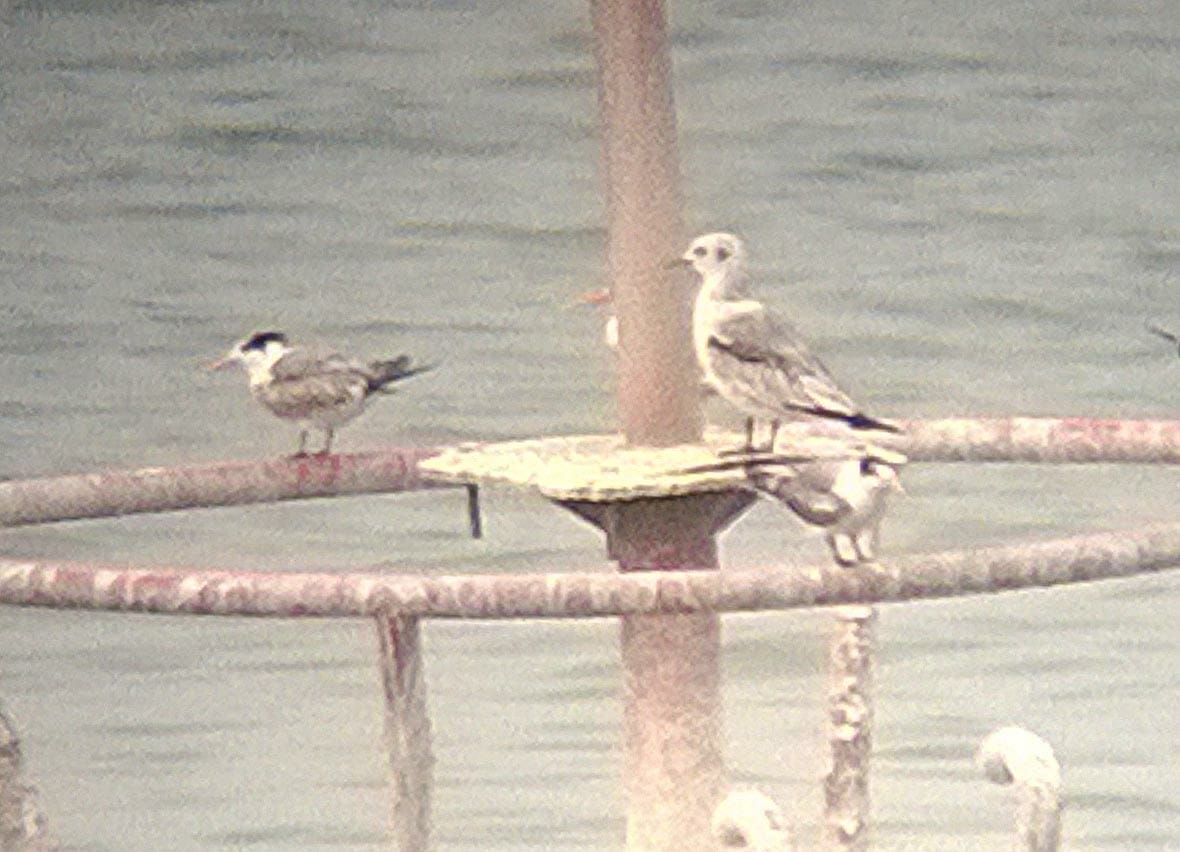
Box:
[207, 331, 434, 456]
[675, 232, 899, 444]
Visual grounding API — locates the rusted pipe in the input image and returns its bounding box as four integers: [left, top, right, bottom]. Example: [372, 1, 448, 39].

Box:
[3, 521, 1180, 618]
[840, 417, 1180, 464]
[0, 448, 452, 528]
[1, 419, 1177, 531]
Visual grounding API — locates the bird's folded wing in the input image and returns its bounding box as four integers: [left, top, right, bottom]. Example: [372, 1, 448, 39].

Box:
[269, 346, 353, 381]
[782, 489, 848, 527]
[708, 304, 859, 418]
[748, 464, 849, 526]
[256, 372, 362, 418]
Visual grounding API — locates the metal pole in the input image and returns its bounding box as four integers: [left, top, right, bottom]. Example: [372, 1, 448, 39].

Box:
[375, 614, 434, 852]
[0, 705, 54, 851]
[823, 606, 876, 851]
[0, 448, 452, 529]
[590, 0, 698, 446]
[588, 1, 737, 849]
[7, 520, 1180, 616]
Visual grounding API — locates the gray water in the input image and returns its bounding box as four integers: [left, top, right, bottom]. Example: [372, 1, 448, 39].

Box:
[2, 0, 1179, 848]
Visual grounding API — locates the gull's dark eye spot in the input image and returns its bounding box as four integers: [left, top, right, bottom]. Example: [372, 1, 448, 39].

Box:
[693, 245, 707, 258]
[717, 246, 731, 261]
[859, 457, 874, 476]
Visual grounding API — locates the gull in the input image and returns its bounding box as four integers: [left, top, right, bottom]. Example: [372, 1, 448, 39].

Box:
[684, 442, 905, 565]
[1147, 322, 1180, 357]
[207, 330, 433, 456]
[675, 232, 899, 445]
[578, 287, 619, 351]
[712, 788, 792, 850]
[977, 726, 1062, 852]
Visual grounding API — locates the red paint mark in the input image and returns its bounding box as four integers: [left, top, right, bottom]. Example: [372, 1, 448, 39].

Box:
[287, 452, 345, 491]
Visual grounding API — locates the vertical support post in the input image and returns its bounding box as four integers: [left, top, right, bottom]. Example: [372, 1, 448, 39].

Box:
[588, 2, 734, 849]
[0, 706, 54, 851]
[823, 606, 876, 851]
[591, 0, 699, 446]
[563, 495, 747, 852]
[561, 497, 754, 852]
[375, 614, 434, 852]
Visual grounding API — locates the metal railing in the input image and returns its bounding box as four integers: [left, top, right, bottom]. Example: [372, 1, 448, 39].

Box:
[1, 416, 1178, 850]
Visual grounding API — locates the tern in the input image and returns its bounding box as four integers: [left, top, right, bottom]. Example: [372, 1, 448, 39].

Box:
[757, 453, 902, 565]
[578, 287, 619, 351]
[207, 331, 433, 456]
[685, 446, 904, 565]
[675, 232, 899, 446]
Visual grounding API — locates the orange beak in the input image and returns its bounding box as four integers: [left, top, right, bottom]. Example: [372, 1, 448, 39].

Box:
[202, 353, 237, 371]
[577, 287, 613, 307]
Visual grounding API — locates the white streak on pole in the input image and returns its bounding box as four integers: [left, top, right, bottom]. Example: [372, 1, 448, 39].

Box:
[823, 606, 876, 851]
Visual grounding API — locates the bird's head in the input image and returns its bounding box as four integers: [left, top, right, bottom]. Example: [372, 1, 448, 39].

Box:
[859, 457, 904, 495]
[205, 330, 290, 380]
[674, 232, 749, 297]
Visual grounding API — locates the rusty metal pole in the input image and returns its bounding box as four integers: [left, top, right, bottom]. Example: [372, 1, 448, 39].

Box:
[823, 606, 876, 851]
[587, 1, 744, 849]
[375, 614, 434, 852]
[591, 0, 698, 445]
[0, 706, 54, 851]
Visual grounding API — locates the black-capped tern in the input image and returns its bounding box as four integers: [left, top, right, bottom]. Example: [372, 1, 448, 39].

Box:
[207, 331, 433, 456]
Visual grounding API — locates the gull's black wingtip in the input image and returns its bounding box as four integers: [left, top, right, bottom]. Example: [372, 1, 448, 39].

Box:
[847, 412, 904, 434]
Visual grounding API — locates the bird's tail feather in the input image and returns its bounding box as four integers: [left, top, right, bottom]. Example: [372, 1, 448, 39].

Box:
[367, 356, 435, 392]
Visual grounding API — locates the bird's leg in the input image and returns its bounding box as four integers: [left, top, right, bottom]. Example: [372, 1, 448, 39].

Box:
[764, 419, 781, 451]
[853, 527, 878, 563]
[720, 417, 758, 456]
[857, 538, 874, 563]
[318, 428, 334, 456]
[827, 533, 859, 566]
